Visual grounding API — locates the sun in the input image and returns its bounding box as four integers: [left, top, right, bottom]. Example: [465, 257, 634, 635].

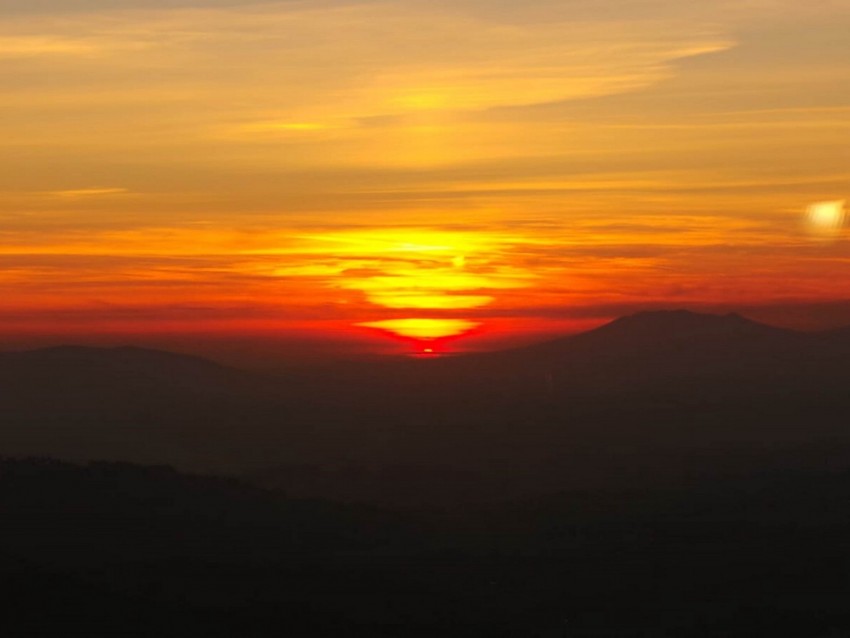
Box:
[357, 318, 480, 340]
[295, 228, 533, 351]
[357, 318, 481, 355]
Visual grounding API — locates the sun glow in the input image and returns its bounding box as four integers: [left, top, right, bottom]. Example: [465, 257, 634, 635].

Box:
[807, 200, 846, 238]
[299, 229, 508, 256]
[357, 318, 480, 340]
[295, 229, 535, 344]
[303, 229, 534, 310]
[2, 0, 850, 355]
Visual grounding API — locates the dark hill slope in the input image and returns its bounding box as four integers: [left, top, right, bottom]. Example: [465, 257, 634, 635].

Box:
[4, 457, 850, 636]
[0, 347, 305, 469]
[0, 457, 420, 637]
[2, 313, 850, 499]
[0, 345, 261, 397]
[431, 310, 844, 398]
[0, 457, 403, 564]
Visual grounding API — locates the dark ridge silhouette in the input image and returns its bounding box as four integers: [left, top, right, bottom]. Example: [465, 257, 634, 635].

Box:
[466, 309, 814, 367]
[6, 344, 222, 364]
[3, 456, 850, 636]
[526, 309, 780, 347]
[3, 312, 850, 635]
[0, 457, 421, 636]
[424, 309, 842, 403]
[1, 310, 850, 500]
[0, 457, 406, 564]
[822, 323, 850, 347]
[582, 309, 803, 353]
[0, 344, 261, 394]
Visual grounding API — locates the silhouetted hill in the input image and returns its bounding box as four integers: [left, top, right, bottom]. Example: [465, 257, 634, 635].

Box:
[0, 346, 290, 468]
[2, 311, 850, 502]
[0, 345, 259, 396]
[473, 310, 815, 370]
[822, 324, 850, 350]
[556, 309, 808, 349]
[426, 309, 848, 405]
[3, 456, 850, 636]
[0, 457, 421, 636]
[4, 320, 850, 634]
[515, 310, 786, 352]
[0, 457, 403, 564]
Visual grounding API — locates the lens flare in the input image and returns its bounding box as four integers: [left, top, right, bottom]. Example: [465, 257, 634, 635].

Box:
[806, 200, 846, 238]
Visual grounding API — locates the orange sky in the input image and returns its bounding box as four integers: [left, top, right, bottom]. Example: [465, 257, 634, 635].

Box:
[1, 0, 848, 357]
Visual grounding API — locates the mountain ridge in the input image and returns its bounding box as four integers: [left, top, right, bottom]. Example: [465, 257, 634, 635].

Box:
[0, 309, 845, 367]
[0, 344, 228, 368]
[0, 309, 849, 498]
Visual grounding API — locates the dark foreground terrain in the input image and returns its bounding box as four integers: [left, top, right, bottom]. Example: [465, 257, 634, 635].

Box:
[1, 458, 850, 636]
[2, 311, 850, 635]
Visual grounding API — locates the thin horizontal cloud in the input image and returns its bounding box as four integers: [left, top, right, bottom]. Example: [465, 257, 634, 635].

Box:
[0, 0, 295, 15]
[0, 2, 733, 116]
[0, 35, 99, 57]
[49, 187, 131, 198]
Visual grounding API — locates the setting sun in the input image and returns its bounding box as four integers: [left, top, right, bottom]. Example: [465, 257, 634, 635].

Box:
[3, 1, 850, 632]
[0, 0, 847, 354]
[357, 318, 481, 341]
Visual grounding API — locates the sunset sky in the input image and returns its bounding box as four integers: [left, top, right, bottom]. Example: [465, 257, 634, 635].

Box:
[1, 0, 848, 357]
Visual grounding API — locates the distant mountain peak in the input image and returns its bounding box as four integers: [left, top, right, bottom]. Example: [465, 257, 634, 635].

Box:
[21, 344, 223, 367]
[603, 309, 767, 334]
[615, 308, 748, 322]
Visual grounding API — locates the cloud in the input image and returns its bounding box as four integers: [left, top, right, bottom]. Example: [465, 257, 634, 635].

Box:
[0, 0, 283, 16]
[0, 2, 733, 114]
[49, 187, 131, 198]
[0, 35, 101, 57]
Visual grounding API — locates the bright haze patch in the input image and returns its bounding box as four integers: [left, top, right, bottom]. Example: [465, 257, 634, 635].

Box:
[807, 200, 846, 238]
[358, 318, 481, 355]
[298, 228, 533, 350]
[300, 228, 534, 309]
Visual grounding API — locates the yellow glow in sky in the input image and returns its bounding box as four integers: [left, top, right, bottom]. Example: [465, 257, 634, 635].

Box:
[807, 200, 846, 237]
[0, 0, 849, 350]
[358, 318, 481, 340]
[302, 229, 535, 311]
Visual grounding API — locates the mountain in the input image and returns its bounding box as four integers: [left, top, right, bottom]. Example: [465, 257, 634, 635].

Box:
[4, 319, 850, 635]
[0, 457, 401, 564]
[0, 346, 289, 470]
[8, 457, 850, 636]
[0, 345, 260, 396]
[0, 457, 419, 636]
[2, 311, 850, 501]
[822, 323, 850, 350]
[479, 310, 811, 363]
[440, 310, 840, 394]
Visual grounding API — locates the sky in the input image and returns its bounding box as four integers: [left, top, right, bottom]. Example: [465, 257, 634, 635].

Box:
[1, 0, 848, 357]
